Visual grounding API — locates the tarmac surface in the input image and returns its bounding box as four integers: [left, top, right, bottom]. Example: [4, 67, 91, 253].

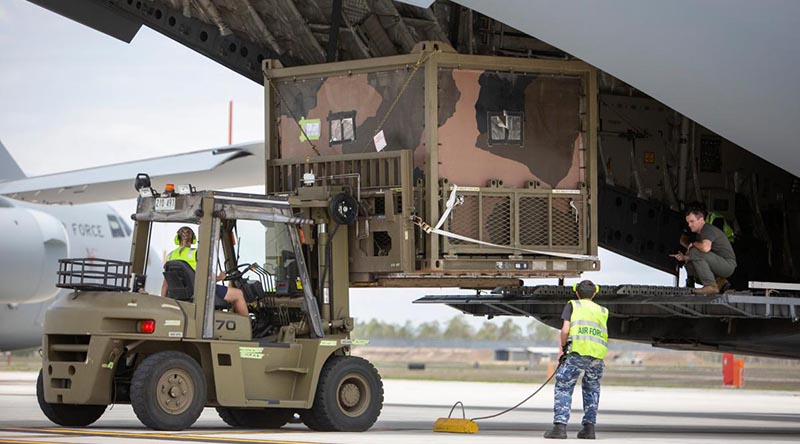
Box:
[1, 371, 799, 443]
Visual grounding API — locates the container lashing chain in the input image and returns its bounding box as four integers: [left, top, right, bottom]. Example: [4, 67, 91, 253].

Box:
[357, 48, 440, 153]
[264, 69, 321, 157]
[263, 48, 439, 158]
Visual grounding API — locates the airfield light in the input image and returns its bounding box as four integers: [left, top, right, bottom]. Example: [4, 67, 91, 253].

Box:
[136, 319, 156, 334]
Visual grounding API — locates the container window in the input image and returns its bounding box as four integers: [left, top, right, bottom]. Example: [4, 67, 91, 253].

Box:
[488, 111, 524, 146]
[329, 111, 357, 144]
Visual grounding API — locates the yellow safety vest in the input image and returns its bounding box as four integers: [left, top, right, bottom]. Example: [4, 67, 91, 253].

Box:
[706, 212, 735, 243]
[568, 299, 609, 360]
[167, 247, 197, 270]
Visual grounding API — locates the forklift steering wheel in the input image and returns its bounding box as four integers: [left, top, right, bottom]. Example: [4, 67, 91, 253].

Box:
[223, 263, 253, 281]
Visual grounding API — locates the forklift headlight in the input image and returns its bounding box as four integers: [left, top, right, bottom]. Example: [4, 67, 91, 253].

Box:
[176, 184, 194, 195]
[134, 173, 151, 191]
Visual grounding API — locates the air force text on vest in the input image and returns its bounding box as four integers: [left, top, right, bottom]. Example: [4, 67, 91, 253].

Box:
[576, 326, 603, 337]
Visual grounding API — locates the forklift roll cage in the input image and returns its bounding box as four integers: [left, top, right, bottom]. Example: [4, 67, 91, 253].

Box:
[129, 189, 324, 338]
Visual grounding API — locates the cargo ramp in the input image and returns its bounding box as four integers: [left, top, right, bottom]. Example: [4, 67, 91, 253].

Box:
[415, 284, 800, 359]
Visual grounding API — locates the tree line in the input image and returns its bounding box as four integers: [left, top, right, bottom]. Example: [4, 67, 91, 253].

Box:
[353, 316, 560, 342]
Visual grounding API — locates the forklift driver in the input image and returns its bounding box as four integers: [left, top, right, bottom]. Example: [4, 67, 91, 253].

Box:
[160, 226, 249, 316]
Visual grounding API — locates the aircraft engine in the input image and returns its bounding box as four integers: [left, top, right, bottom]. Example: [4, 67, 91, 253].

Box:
[0, 207, 69, 304]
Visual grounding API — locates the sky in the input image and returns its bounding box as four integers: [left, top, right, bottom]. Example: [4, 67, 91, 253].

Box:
[0, 0, 674, 329]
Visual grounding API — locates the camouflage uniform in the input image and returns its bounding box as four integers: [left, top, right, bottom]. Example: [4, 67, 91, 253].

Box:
[553, 353, 605, 425]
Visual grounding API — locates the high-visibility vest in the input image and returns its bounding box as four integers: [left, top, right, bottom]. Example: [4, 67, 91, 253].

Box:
[706, 212, 735, 243]
[167, 247, 197, 270]
[568, 299, 609, 360]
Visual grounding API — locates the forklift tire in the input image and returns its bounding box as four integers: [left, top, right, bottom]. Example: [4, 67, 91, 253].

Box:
[299, 408, 322, 430]
[130, 351, 206, 431]
[301, 356, 383, 432]
[36, 370, 106, 427]
[216, 407, 293, 428]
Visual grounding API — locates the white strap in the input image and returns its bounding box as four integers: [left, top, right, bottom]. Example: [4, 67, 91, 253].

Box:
[413, 216, 599, 261]
[422, 185, 598, 261]
[435, 184, 460, 230]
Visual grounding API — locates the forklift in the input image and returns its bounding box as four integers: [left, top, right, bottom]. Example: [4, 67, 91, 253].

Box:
[37, 174, 381, 431]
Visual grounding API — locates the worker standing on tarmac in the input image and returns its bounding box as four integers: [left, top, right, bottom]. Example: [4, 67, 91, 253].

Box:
[544, 280, 608, 440]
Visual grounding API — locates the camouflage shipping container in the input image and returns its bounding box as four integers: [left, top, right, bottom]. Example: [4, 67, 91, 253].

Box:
[264, 42, 599, 287]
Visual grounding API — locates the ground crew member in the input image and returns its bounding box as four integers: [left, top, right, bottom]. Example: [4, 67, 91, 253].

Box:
[672, 207, 737, 294]
[160, 226, 249, 316]
[544, 280, 608, 440]
[680, 202, 735, 245]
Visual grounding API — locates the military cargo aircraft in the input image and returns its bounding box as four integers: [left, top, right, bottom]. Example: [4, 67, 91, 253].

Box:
[8, 0, 800, 359]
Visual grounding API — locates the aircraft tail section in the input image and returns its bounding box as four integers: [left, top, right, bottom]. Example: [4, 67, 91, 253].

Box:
[0, 140, 26, 182]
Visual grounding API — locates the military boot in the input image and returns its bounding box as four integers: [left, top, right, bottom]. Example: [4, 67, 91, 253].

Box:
[577, 423, 596, 439]
[693, 285, 719, 295]
[543, 423, 567, 439]
[715, 277, 731, 292]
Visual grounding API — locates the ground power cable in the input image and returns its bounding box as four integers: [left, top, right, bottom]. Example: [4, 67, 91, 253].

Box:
[435, 353, 566, 433]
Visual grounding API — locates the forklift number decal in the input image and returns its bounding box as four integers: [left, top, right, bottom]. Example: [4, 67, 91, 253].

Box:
[239, 347, 265, 359]
[216, 320, 237, 330]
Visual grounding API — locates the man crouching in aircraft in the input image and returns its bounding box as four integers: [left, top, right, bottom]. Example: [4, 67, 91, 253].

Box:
[160, 226, 248, 315]
[672, 206, 737, 294]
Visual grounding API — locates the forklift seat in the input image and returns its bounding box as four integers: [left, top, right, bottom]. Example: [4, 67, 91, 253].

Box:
[163, 260, 227, 309]
[163, 260, 194, 301]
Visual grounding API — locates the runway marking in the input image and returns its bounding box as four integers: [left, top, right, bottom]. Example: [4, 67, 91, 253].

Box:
[173, 430, 301, 435]
[0, 439, 66, 444]
[0, 428, 325, 444]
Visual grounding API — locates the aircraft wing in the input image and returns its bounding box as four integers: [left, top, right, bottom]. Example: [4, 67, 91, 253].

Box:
[0, 141, 265, 204]
[27, 0, 142, 43]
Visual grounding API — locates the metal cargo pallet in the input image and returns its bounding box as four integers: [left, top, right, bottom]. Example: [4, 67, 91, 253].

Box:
[414, 285, 800, 321]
